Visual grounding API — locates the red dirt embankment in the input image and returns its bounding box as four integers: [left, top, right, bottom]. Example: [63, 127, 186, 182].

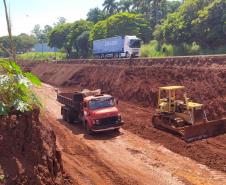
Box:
[0, 110, 70, 185]
[25, 56, 226, 120]
[18, 56, 226, 172]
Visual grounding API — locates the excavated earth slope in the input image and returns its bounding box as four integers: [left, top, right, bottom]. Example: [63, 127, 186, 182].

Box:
[0, 110, 71, 185]
[18, 56, 226, 172]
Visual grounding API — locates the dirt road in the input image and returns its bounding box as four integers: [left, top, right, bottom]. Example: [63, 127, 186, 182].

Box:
[35, 84, 226, 185]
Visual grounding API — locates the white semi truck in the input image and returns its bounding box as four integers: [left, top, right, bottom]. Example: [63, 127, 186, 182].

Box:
[93, 35, 141, 58]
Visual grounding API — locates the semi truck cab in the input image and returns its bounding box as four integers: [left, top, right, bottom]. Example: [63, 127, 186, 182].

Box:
[124, 36, 141, 58]
[93, 35, 141, 58]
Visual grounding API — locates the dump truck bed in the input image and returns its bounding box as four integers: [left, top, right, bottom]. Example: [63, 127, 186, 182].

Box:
[57, 89, 102, 109]
[57, 93, 74, 107]
[57, 92, 83, 110]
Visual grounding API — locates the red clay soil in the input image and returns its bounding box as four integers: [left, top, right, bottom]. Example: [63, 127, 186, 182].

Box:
[19, 57, 226, 172]
[0, 110, 72, 185]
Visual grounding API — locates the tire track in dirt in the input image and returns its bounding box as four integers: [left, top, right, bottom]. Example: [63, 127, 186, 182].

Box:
[36, 84, 226, 185]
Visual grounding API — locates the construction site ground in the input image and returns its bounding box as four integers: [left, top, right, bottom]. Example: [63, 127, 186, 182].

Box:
[36, 83, 226, 185]
[19, 56, 226, 185]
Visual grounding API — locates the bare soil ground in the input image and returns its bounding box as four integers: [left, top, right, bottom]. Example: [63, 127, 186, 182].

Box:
[28, 60, 226, 169]
[0, 110, 68, 185]
[18, 56, 226, 184]
[36, 84, 226, 185]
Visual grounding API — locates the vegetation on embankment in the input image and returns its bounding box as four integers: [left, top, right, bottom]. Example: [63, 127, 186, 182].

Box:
[141, 40, 226, 57]
[18, 52, 66, 61]
[0, 59, 41, 115]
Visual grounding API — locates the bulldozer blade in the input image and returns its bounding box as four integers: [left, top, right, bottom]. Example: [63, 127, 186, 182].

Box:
[183, 119, 226, 142]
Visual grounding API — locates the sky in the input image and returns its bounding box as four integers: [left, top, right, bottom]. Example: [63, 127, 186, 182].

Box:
[0, 0, 104, 36]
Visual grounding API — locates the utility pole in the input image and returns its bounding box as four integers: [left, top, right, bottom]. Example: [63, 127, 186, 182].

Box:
[3, 0, 16, 61]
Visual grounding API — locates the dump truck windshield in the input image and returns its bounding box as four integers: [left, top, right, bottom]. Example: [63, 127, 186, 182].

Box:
[130, 39, 141, 48]
[89, 97, 115, 110]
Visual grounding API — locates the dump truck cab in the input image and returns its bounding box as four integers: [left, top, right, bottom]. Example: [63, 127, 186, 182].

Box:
[82, 94, 123, 133]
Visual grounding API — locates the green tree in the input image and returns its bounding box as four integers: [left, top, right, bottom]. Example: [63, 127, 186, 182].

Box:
[16, 34, 37, 52]
[70, 20, 93, 56]
[0, 34, 37, 54]
[32, 24, 52, 43]
[54, 17, 67, 26]
[154, 0, 212, 46]
[119, 0, 133, 12]
[90, 12, 151, 43]
[130, 0, 181, 27]
[48, 20, 93, 58]
[103, 0, 118, 16]
[76, 31, 91, 58]
[48, 23, 73, 57]
[87, 7, 106, 23]
[32, 24, 43, 42]
[192, 0, 226, 48]
[43, 25, 52, 36]
[89, 20, 108, 41]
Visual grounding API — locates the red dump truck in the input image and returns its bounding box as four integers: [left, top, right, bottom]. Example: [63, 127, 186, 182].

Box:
[57, 89, 124, 134]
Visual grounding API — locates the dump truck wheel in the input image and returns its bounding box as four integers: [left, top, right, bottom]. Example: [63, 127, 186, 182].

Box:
[85, 122, 93, 135]
[66, 112, 74, 124]
[61, 107, 67, 121]
[62, 112, 66, 121]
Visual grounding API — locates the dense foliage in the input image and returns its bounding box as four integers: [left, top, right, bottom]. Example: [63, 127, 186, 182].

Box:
[0, 59, 41, 115]
[18, 52, 66, 61]
[0, 34, 37, 57]
[87, 8, 106, 23]
[18, 0, 226, 58]
[154, 0, 226, 49]
[48, 23, 73, 57]
[90, 12, 151, 43]
[48, 20, 93, 58]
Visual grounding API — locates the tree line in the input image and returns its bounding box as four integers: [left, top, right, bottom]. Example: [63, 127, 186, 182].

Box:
[47, 0, 182, 58]
[1, 0, 226, 58]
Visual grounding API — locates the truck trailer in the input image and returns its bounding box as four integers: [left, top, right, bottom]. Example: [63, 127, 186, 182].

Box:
[57, 89, 124, 134]
[93, 35, 141, 58]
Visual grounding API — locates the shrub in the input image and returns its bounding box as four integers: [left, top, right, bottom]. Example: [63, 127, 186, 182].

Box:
[0, 59, 41, 115]
[141, 40, 164, 57]
[18, 52, 66, 61]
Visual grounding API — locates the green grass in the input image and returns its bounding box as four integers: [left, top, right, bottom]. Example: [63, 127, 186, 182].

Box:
[141, 40, 165, 57]
[18, 52, 67, 61]
[141, 40, 226, 57]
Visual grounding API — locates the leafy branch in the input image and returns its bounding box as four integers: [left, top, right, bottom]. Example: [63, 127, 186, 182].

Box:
[0, 59, 41, 115]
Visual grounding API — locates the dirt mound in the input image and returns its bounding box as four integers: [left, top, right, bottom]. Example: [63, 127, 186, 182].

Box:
[29, 61, 226, 120]
[0, 110, 69, 185]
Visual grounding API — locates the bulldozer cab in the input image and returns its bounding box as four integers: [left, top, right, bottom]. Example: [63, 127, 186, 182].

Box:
[158, 86, 185, 113]
[158, 86, 206, 125]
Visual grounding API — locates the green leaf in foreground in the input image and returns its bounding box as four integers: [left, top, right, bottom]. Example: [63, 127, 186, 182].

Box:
[0, 102, 9, 116]
[24, 72, 41, 86]
[0, 59, 42, 115]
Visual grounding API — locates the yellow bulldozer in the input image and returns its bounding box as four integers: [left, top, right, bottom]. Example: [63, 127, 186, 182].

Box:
[152, 86, 226, 142]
